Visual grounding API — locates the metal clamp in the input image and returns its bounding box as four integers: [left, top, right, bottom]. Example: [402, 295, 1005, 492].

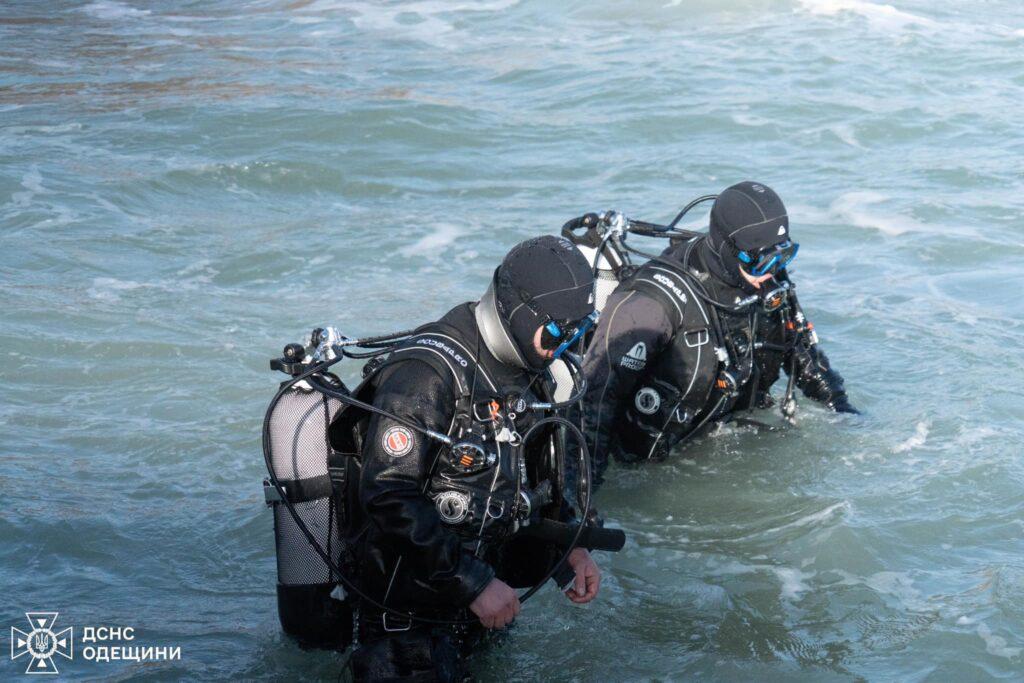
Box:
[382, 613, 412, 633]
[684, 328, 710, 348]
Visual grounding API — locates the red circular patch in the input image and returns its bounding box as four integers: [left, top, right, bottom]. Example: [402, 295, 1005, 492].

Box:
[382, 426, 414, 457]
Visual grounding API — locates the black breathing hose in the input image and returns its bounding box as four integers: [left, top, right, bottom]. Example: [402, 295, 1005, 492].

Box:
[511, 416, 592, 604]
[667, 194, 717, 229]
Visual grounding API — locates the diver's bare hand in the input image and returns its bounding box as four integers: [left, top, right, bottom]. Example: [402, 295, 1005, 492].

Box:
[469, 578, 520, 628]
[565, 548, 601, 604]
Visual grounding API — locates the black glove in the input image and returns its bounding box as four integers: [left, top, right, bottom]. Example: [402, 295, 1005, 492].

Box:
[828, 395, 861, 415]
[793, 346, 858, 414]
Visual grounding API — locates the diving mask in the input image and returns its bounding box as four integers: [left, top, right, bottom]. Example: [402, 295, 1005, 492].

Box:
[738, 240, 799, 277]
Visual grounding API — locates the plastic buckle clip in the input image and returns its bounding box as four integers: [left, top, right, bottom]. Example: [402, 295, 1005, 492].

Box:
[263, 479, 284, 506]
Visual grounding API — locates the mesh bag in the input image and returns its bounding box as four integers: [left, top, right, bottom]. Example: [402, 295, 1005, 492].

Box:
[273, 498, 340, 585]
[269, 388, 337, 482]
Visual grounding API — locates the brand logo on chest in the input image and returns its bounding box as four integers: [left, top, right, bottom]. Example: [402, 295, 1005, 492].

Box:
[620, 342, 647, 371]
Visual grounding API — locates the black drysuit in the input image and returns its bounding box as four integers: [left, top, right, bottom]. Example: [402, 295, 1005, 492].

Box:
[581, 236, 854, 486]
[338, 302, 570, 681]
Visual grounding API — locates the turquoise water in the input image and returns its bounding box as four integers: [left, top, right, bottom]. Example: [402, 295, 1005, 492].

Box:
[2, 0, 1023, 679]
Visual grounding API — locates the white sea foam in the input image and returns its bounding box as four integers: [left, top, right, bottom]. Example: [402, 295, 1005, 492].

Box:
[398, 223, 463, 257]
[9, 167, 47, 209]
[797, 0, 937, 31]
[730, 113, 771, 127]
[87, 277, 146, 302]
[866, 571, 924, 606]
[977, 622, 1022, 659]
[798, 0, 1024, 40]
[81, 1, 150, 20]
[829, 191, 932, 236]
[775, 501, 849, 533]
[307, 254, 334, 267]
[952, 310, 978, 326]
[787, 202, 832, 226]
[9, 122, 83, 135]
[724, 501, 849, 544]
[175, 259, 218, 286]
[713, 561, 814, 601]
[773, 566, 814, 601]
[828, 122, 865, 149]
[954, 424, 999, 450]
[893, 421, 929, 453]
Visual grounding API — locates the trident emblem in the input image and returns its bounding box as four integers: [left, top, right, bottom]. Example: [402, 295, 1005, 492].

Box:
[11, 612, 73, 675]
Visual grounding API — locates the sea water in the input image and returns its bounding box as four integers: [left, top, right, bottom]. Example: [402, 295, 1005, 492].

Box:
[2, 0, 1023, 679]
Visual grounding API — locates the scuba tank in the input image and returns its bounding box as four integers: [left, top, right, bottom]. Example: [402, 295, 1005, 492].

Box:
[561, 212, 628, 315]
[554, 212, 630, 401]
[264, 342, 352, 650]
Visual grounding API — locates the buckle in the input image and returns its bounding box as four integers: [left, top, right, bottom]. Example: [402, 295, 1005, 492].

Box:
[382, 612, 412, 632]
[684, 328, 709, 348]
[262, 479, 284, 505]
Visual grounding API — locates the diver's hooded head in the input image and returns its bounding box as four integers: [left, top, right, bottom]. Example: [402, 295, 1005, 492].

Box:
[703, 181, 790, 292]
[476, 235, 594, 371]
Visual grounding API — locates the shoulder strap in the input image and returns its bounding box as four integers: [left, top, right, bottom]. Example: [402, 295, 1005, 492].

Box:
[628, 258, 718, 347]
[372, 322, 502, 416]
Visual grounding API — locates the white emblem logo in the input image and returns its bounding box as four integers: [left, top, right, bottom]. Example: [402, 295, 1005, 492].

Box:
[382, 426, 414, 457]
[777, 225, 786, 235]
[416, 337, 468, 367]
[652, 273, 687, 303]
[634, 387, 661, 415]
[11, 612, 73, 675]
[620, 342, 647, 371]
[435, 490, 470, 524]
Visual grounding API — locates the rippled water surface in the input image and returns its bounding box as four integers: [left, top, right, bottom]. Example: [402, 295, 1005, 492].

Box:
[2, 0, 1023, 680]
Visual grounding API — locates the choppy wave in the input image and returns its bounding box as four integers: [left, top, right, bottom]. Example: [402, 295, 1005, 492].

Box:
[2, 0, 1023, 679]
[797, 0, 937, 31]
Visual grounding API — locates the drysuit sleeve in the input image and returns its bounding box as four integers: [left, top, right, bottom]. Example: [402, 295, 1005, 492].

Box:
[783, 303, 859, 414]
[580, 289, 675, 487]
[359, 359, 495, 607]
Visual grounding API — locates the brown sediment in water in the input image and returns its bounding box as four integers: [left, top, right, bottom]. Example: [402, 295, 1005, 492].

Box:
[0, 78, 342, 110]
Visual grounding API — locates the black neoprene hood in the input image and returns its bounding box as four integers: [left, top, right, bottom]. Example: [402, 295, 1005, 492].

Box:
[702, 181, 791, 290]
[709, 181, 790, 253]
[494, 235, 594, 369]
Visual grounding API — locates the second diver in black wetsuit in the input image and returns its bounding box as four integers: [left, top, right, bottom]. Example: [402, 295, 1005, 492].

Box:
[577, 181, 858, 484]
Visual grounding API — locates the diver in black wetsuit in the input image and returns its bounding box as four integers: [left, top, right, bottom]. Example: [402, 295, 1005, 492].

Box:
[578, 181, 858, 484]
[338, 236, 603, 682]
